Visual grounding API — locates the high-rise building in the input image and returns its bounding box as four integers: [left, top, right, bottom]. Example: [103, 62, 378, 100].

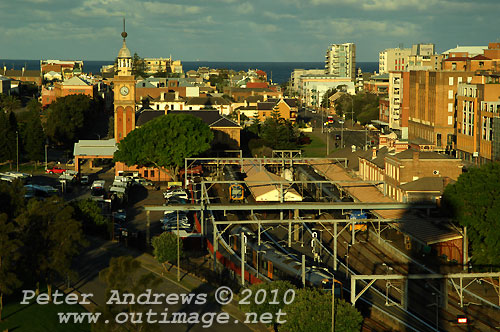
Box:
[324, 43, 356, 79]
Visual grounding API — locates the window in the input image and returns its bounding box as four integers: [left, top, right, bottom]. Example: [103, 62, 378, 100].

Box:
[448, 90, 453, 99]
[144, 170, 149, 177]
[150, 170, 155, 178]
[448, 116, 453, 125]
[448, 103, 453, 112]
[458, 77, 463, 84]
[449, 77, 454, 85]
[467, 77, 472, 83]
[437, 133, 442, 147]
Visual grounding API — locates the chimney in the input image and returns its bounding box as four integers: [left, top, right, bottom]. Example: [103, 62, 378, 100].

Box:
[412, 149, 419, 162]
[244, 100, 248, 107]
[372, 147, 377, 160]
[22, 67, 25, 76]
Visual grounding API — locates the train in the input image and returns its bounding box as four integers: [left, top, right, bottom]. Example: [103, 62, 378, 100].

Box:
[225, 224, 343, 297]
[224, 165, 245, 202]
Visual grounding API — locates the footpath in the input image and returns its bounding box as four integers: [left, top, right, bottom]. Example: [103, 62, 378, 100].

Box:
[61, 236, 270, 332]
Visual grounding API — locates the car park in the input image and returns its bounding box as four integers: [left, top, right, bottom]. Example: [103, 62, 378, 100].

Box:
[113, 209, 127, 223]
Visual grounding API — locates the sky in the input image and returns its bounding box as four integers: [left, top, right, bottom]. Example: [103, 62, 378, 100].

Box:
[1, 0, 500, 62]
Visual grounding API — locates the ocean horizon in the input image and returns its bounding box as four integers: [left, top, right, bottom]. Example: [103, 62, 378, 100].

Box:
[0, 59, 379, 84]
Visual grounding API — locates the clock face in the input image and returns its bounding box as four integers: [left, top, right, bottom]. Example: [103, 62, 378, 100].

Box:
[120, 86, 129, 96]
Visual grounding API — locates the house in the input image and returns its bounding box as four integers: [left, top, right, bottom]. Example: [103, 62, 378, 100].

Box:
[0, 75, 12, 94]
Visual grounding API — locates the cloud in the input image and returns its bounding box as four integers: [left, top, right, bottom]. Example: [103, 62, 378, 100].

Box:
[234, 2, 254, 14]
[248, 22, 279, 33]
[300, 18, 421, 39]
[142, 1, 202, 15]
[263, 12, 296, 20]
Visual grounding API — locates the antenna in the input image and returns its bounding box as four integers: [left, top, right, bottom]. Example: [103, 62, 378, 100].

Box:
[121, 18, 128, 39]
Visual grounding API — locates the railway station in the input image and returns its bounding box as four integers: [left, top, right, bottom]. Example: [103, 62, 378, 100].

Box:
[145, 154, 500, 332]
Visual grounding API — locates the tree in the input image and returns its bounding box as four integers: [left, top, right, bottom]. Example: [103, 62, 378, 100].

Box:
[16, 197, 87, 296]
[114, 113, 213, 181]
[334, 93, 379, 124]
[72, 199, 109, 234]
[260, 110, 299, 150]
[443, 162, 500, 267]
[151, 232, 183, 266]
[321, 88, 337, 108]
[92, 256, 162, 332]
[23, 110, 46, 161]
[0, 214, 21, 322]
[44, 94, 100, 145]
[132, 53, 147, 78]
[0, 111, 18, 163]
[0, 95, 21, 113]
[0, 180, 25, 218]
[279, 288, 363, 332]
[26, 98, 42, 114]
[239, 281, 296, 328]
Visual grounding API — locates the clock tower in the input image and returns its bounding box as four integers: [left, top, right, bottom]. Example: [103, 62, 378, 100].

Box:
[114, 19, 136, 142]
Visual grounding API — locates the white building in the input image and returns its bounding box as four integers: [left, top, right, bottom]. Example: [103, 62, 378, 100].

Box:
[379, 48, 411, 74]
[299, 74, 355, 108]
[324, 43, 356, 80]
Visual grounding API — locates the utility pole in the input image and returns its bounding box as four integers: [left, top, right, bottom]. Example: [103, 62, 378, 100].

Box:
[177, 211, 180, 282]
[341, 121, 344, 149]
[45, 144, 48, 170]
[331, 284, 335, 332]
[241, 232, 247, 285]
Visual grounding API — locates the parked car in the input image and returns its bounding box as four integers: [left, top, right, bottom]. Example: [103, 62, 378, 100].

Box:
[165, 196, 187, 205]
[163, 189, 188, 200]
[113, 209, 127, 223]
[80, 175, 90, 185]
[46, 167, 66, 174]
[162, 224, 191, 232]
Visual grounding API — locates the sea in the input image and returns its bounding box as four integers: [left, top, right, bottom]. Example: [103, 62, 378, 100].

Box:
[0, 59, 378, 84]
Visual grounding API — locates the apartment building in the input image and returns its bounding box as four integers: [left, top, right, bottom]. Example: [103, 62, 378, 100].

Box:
[324, 43, 356, 80]
[143, 57, 183, 74]
[407, 70, 475, 151]
[379, 48, 411, 74]
[455, 72, 500, 164]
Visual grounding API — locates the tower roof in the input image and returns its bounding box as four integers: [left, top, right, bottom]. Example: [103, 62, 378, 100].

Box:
[118, 18, 131, 58]
[118, 39, 131, 58]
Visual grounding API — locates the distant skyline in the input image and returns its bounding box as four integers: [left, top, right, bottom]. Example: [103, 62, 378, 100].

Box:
[1, 0, 499, 62]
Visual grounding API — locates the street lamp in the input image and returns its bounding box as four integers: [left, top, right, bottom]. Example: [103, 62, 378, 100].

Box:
[45, 144, 48, 170]
[16, 130, 19, 172]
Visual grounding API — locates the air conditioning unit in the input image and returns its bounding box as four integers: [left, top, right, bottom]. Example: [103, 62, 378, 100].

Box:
[433, 170, 440, 175]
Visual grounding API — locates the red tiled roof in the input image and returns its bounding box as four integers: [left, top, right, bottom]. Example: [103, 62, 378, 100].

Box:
[471, 54, 491, 60]
[444, 57, 469, 61]
[246, 82, 268, 89]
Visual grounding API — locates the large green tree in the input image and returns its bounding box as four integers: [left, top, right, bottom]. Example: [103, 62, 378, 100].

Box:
[114, 113, 213, 180]
[132, 53, 147, 78]
[151, 232, 183, 266]
[0, 214, 21, 322]
[0, 111, 18, 163]
[44, 94, 100, 145]
[334, 93, 379, 125]
[279, 288, 363, 332]
[23, 110, 46, 161]
[260, 109, 299, 150]
[443, 162, 500, 267]
[16, 197, 87, 296]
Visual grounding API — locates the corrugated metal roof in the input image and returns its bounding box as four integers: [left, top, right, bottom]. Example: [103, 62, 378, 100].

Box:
[73, 139, 117, 157]
[308, 160, 462, 245]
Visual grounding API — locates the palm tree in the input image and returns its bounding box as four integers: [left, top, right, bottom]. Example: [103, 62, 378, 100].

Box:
[0, 95, 21, 113]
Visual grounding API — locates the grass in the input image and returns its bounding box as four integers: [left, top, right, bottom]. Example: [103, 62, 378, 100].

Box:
[0, 292, 90, 332]
[0, 162, 46, 174]
[302, 131, 328, 157]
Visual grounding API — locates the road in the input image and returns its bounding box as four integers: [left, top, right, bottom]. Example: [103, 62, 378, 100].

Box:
[298, 108, 378, 151]
[70, 237, 254, 332]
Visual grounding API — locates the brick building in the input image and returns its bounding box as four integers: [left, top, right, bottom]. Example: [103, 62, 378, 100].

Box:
[455, 72, 500, 164]
[407, 70, 474, 151]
